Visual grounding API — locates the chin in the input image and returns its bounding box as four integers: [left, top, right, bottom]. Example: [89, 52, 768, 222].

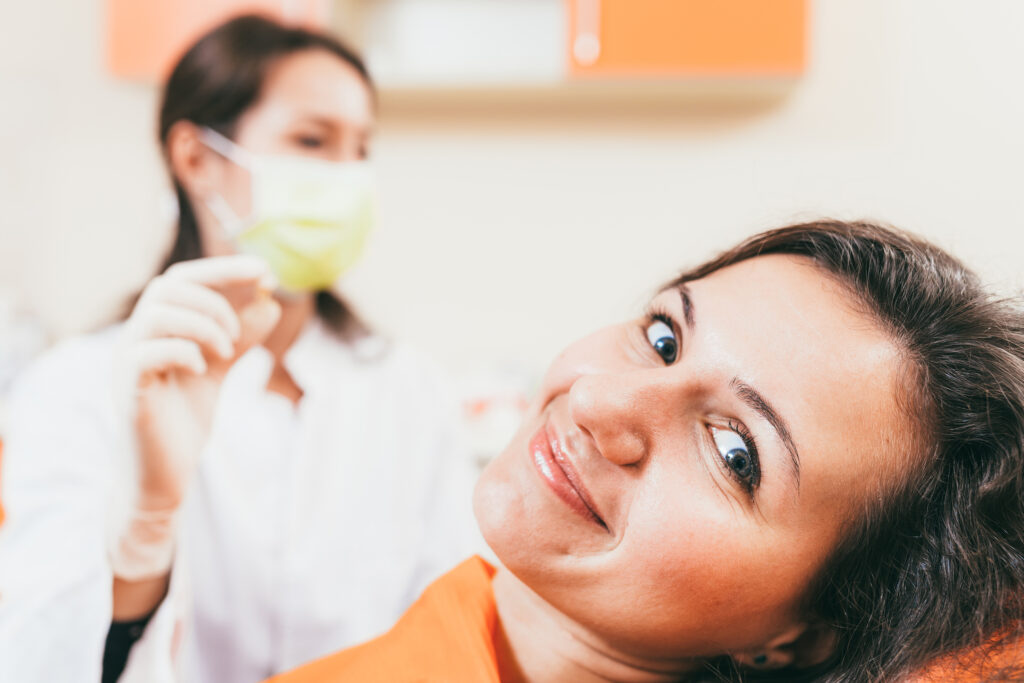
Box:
[472, 455, 518, 559]
[474, 456, 564, 590]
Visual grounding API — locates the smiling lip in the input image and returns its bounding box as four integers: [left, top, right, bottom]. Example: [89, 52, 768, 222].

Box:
[529, 425, 607, 530]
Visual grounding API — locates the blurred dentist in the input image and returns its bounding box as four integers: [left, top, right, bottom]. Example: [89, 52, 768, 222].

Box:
[0, 14, 477, 683]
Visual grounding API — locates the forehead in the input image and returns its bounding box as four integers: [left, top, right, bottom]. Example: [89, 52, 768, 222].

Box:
[687, 255, 911, 517]
[247, 48, 373, 128]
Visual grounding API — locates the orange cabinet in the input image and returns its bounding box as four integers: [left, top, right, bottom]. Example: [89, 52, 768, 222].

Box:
[106, 0, 330, 80]
[567, 0, 806, 78]
[106, 1, 807, 94]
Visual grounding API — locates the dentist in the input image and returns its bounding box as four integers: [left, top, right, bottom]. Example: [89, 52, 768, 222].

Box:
[0, 14, 476, 683]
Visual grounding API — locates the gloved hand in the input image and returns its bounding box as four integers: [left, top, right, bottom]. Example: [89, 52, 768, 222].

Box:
[110, 255, 280, 580]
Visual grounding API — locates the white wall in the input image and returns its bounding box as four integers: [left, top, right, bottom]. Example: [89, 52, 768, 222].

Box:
[2, 0, 1023, 380]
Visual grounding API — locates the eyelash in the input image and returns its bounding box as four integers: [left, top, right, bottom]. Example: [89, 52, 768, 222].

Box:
[643, 305, 684, 368]
[647, 306, 675, 329]
[295, 134, 325, 148]
[641, 305, 762, 499]
[722, 420, 762, 498]
[642, 305, 680, 362]
[651, 311, 674, 331]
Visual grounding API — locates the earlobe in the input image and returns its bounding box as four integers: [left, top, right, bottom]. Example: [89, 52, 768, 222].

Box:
[733, 648, 794, 670]
[734, 621, 836, 671]
[786, 622, 837, 668]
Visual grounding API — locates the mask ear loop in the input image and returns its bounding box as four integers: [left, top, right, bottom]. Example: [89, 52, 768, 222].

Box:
[197, 127, 253, 239]
[204, 194, 246, 239]
[198, 127, 253, 167]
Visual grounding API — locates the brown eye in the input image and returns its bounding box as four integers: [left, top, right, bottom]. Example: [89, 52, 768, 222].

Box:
[645, 318, 677, 364]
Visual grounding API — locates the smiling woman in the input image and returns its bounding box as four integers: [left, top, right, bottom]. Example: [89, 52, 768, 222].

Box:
[271, 220, 1024, 683]
[476, 248, 911, 676]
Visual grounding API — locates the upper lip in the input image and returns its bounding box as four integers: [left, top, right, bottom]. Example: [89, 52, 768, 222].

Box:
[546, 424, 608, 529]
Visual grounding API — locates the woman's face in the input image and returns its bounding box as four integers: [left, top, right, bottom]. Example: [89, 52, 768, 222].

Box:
[474, 254, 912, 660]
[199, 48, 374, 256]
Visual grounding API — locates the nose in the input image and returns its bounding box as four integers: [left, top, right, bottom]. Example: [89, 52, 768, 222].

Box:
[335, 142, 363, 163]
[567, 370, 664, 467]
[332, 132, 367, 163]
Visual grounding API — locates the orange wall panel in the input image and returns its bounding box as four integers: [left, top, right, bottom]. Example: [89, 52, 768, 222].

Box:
[568, 0, 807, 78]
[106, 0, 330, 81]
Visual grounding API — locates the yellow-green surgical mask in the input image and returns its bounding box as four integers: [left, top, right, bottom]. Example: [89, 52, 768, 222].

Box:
[200, 127, 374, 292]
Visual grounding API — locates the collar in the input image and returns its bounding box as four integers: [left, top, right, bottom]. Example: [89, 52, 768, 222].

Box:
[280, 317, 390, 393]
[280, 318, 337, 393]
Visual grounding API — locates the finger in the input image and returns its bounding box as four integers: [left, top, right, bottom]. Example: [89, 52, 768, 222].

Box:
[133, 338, 207, 379]
[152, 279, 242, 341]
[137, 304, 235, 360]
[237, 296, 282, 353]
[164, 255, 276, 290]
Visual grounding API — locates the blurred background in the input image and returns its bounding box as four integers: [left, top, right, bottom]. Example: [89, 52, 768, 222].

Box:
[1, 0, 1022, 451]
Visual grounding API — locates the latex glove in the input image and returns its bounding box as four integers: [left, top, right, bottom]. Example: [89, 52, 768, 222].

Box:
[110, 255, 280, 580]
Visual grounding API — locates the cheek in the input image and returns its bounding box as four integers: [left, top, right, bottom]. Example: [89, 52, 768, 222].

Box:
[631, 503, 767, 617]
[472, 427, 547, 567]
[587, 498, 817, 655]
[219, 164, 253, 216]
[536, 338, 602, 404]
[534, 325, 641, 408]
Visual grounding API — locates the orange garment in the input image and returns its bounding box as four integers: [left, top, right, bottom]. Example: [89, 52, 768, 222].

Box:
[266, 556, 500, 683]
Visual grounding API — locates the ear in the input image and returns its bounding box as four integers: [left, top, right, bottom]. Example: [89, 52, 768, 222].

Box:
[166, 120, 226, 199]
[734, 622, 837, 671]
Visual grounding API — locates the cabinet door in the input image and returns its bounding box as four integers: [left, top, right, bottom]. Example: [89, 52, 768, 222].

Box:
[107, 0, 330, 80]
[567, 0, 806, 78]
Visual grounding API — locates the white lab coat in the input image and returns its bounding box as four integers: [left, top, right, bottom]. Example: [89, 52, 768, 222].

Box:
[0, 319, 481, 683]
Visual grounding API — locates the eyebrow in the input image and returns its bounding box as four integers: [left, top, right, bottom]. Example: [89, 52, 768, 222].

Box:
[675, 283, 802, 492]
[732, 380, 801, 490]
[294, 114, 339, 130]
[678, 284, 696, 331]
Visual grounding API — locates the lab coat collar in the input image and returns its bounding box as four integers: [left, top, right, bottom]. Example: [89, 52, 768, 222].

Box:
[280, 318, 341, 394]
[280, 317, 388, 394]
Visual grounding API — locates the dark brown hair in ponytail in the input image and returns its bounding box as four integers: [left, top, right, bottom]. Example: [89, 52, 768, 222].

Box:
[155, 13, 371, 340]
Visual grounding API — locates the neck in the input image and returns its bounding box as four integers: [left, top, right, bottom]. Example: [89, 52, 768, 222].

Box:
[263, 291, 316, 361]
[491, 568, 697, 683]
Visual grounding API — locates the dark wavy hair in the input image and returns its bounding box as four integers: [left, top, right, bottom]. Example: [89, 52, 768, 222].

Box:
[675, 221, 1024, 682]
[155, 13, 371, 339]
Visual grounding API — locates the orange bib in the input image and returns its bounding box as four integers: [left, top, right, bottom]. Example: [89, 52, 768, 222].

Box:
[267, 556, 500, 683]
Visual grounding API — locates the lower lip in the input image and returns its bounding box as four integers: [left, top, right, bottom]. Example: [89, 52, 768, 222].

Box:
[529, 426, 605, 528]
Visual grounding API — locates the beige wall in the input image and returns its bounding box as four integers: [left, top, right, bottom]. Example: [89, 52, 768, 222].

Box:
[2, 0, 1023, 377]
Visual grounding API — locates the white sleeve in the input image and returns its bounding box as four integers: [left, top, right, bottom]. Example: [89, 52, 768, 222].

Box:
[0, 340, 119, 682]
